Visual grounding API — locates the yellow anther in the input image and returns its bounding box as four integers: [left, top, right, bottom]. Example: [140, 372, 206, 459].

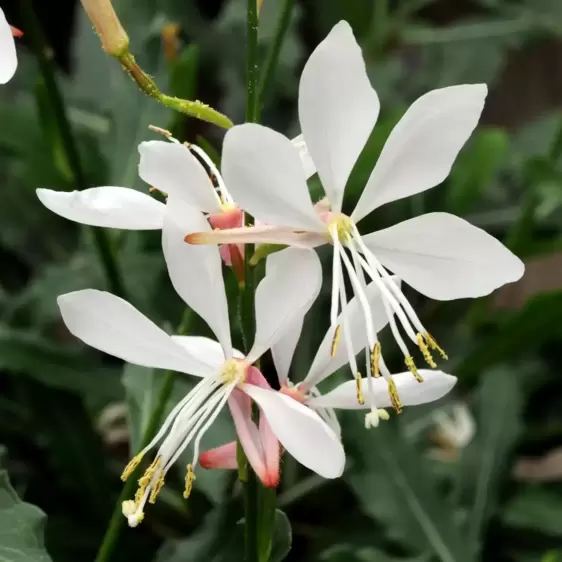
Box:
[183, 464, 196, 499]
[121, 453, 143, 482]
[416, 332, 437, 368]
[370, 342, 381, 377]
[149, 473, 165, 504]
[387, 379, 403, 414]
[405, 355, 424, 382]
[424, 332, 448, 360]
[328, 215, 354, 243]
[330, 325, 341, 358]
[134, 456, 161, 504]
[148, 124, 173, 137]
[355, 373, 365, 406]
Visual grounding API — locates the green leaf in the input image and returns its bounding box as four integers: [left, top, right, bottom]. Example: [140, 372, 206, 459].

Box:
[458, 369, 523, 551]
[269, 510, 292, 562]
[346, 419, 471, 562]
[0, 471, 53, 562]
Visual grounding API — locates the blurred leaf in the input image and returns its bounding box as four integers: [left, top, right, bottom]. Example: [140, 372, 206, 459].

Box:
[269, 510, 292, 562]
[457, 369, 523, 551]
[169, 45, 199, 101]
[447, 128, 509, 214]
[321, 544, 425, 562]
[346, 420, 471, 562]
[503, 487, 562, 537]
[0, 470, 53, 561]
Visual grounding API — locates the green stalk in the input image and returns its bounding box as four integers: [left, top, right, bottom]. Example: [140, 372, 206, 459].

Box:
[246, 0, 260, 125]
[20, 0, 127, 299]
[257, 0, 294, 116]
[95, 310, 192, 562]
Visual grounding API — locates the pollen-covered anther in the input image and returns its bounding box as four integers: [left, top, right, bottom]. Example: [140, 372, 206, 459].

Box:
[183, 463, 196, 499]
[330, 325, 341, 358]
[149, 472, 165, 504]
[416, 332, 437, 368]
[387, 379, 403, 414]
[121, 453, 143, 481]
[354, 373, 365, 405]
[370, 342, 381, 378]
[424, 332, 448, 360]
[405, 355, 423, 382]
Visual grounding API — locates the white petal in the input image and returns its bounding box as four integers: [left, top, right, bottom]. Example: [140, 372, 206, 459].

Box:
[307, 370, 457, 410]
[241, 384, 345, 478]
[247, 248, 322, 364]
[172, 335, 245, 370]
[57, 289, 212, 376]
[163, 198, 232, 356]
[298, 21, 380, 214]
[352, 84, 487, 221]
[36, 187, 165, 229]
[222, 124, 324, 231]
[303, 279, 399, 388]
[362, 212, 524, 300]
[266, 250, 306, 384]
[291, 134, 316, 180]
[0, 9, 17, 84]
[138, 141, 221, 213]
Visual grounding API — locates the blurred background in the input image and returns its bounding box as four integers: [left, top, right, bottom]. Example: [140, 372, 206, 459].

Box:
[1, 0, 562, 560]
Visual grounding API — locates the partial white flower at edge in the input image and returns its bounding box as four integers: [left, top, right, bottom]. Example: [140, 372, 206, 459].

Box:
[186, 20, 525, 388]
[57, 201, 344, 527]
[0, 8, 18, 84]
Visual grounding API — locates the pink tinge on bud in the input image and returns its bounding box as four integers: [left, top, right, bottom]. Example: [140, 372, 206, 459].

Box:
[209, 206, 245, 282]
[200, 442, 238, 470]
[10, 26, 23, 38]
[279, 384, 306, 403]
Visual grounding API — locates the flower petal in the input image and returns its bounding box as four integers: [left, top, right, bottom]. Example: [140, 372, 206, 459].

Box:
[291, 134, 316, 180]
[199, 442, 238, 470]
[36, 187, 165, 229]
[57, 289, 212, 376]
[171, 336, 244, 373]
[352, 84, 487, 221]
[303, 279, 398, 389]
[163, 198, 232, 356]
[247, 248, 322, 364]
[362, 212, 524, 300]
[0, 9, 17, 84]
[138, 141, 221, 213]
[307, 370, 457, 410]
[299, 21, 380, 214]
[241, 384, 345, 479]
[222, 124, 324, 231]
[186, 224, 326, 248]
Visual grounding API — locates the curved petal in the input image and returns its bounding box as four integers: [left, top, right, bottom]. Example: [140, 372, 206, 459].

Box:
[308, 370, 457, 410]
[200, 441, 238, 470]
[362, 212, 524, 300]
[36, 187, 165, 229]
[0, 9, 17, 84]
[57, 289, 212, 376]
[241, 384, 345, 479]
[299, 21, 379, 214]
[303, 279, 399, 389]
[222, 124, 324, 231]
[352, 84, 487, 222]
[247, 248, 322, 364]
[291, 134, 316, 180]
[171, 336, 244, 373]
[163, 198, 232, 356]
[138, 141, 220, 213]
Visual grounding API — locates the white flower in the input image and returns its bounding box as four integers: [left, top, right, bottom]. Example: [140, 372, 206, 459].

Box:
[0, 8, 18, 84]
[57, 202, 343, 526]
[186, 20, 524, 384]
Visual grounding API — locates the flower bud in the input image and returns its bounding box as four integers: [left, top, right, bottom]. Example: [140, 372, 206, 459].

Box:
[80, 0, 129, 56]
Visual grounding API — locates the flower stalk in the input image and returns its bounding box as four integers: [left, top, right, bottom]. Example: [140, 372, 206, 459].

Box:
[79, 0, 233, 129]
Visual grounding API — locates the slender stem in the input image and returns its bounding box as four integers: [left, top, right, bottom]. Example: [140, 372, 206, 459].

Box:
[246, 0, 260, 124]
[367, 0, 389, 58]
[20, 0, 127, 299]
[95, 310, 192, 562]
[257, 0, 294, 116]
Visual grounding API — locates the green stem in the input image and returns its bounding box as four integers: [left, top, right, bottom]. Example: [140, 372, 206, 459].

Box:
[20, 0, 127, 299]
[367, 0, 389, 58]
[246, 0, 260, 124]
[95, 310, 192, 562]
[257, 0, 294, 116]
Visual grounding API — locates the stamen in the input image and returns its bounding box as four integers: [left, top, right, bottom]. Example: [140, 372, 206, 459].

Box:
[330, 325, 341, 358]
[149, 472, 165, 504]
[370, 342, 381, 378]
[424, 332, 448, 360]
[355, 373, 365, 405]
[387, 379, 403, 414]
[121, 453, 143, 481]
[405, 355, 424, 382]
[378, 409, 390, 421]
[183, 464, 196, 499]
[189, 144, 234, 204]
[416, 332, 437, 368]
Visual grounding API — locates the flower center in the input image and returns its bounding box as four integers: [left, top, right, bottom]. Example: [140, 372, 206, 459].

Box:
[326, 213, 354, 244]
[220, 358, 248, 384]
